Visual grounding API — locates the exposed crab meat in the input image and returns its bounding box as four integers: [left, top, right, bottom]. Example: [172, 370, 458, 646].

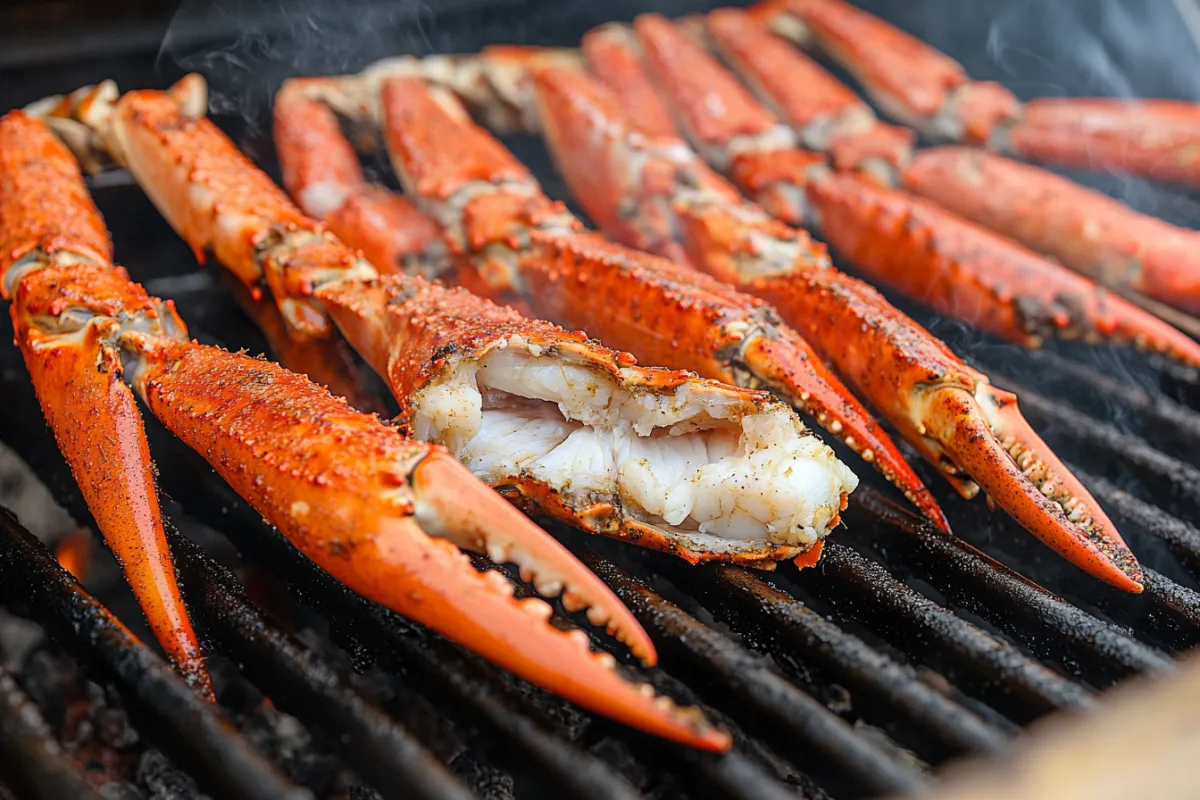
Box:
[318, 274, 856, 567]
[418, 333, 855, 551]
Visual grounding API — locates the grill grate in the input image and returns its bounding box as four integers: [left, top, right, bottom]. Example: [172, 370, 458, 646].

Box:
[2, 1, 1200, 798]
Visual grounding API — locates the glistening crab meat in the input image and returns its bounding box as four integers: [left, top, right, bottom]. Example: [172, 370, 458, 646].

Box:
[319, 274, 858, 568]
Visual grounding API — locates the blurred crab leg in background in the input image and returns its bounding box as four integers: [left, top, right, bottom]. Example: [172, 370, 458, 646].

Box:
[0, 110, 212, 698]
[900, 148, 1200, 319]
[289, 71, 949, 534]
[519, 59, 1146, 592]
[1003, 99, 1200, 190]
[749, 0, 1019, 145]
[608, 13, 1200, 365]
[692, 8, 915, 182]
[755, 0, 1200, 190]
[15, 103, 738, 752]
[703, 9, 1200, 324]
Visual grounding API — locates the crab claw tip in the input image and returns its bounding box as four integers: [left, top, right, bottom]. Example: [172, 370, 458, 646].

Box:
[928, 384, 1144, 594]
[411, 449, 658, 664]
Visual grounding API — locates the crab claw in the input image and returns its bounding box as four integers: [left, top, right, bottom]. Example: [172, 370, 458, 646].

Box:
[1005, 98, 1200, 189]
[131, 341, 730, 750]
[11, 293, 213, 697]
[919, 381, 1143, 594]
[0, 111, 211, 697]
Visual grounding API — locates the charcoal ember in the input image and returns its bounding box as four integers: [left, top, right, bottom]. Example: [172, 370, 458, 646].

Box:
[64, 682, 141, 784]
[449, 756, 516, 800]
[21, 647, 86, 739]
[238, 702, 348, 795]
[137, 751, 210, 800]
[0, 608, 43, 670]
[99, 782, 148, 799]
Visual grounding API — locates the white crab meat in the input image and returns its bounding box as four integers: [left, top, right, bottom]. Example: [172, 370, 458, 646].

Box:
[412, 336, 859, 554]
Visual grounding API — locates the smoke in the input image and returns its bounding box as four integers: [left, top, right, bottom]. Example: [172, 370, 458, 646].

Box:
[157, 0, 449, 135]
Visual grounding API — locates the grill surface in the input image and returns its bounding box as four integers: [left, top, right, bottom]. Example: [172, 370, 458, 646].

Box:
[1, 1, 1199, 798]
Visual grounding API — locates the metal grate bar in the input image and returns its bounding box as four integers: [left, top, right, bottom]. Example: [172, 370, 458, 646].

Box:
[580, 551, 928, 798]
[1097, 569, 1200, 653]
[1075, 468, 1200, 579]
[679, 562, 1011, 762]
[795, 540, 1094, 723]
[0, 662, 101, 800]
[0, 509, 311, 800]
[162, 524, 475, 800]
[844, 490, 1174, 684]
[1151, 356, 1200, 409]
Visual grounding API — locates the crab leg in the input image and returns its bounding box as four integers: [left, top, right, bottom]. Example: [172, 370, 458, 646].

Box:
[1003, 99, 1200, 190]
[10, 109, 735, 751]
[0, 110, 212, 697]
[275, 90, 866, 569]
[613, 13, 1200, 366]
[901, 147, 1200, 318]
[362, 73, 947, 532]
[45, 77, 867, 587]
[752, 0, 1019, 146]
[699, 7, 914, 182]
[701, 10, 1200, 324]
[524, 61, 1145, 592]
[756, 0, 1200, 189]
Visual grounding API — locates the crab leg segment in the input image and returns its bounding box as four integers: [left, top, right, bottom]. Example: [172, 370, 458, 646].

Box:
[527, 63, 1147, 592]
[0, 111, 211, 697]
[580, 25, 683, 140]
[755, 0, 1019, 146]
[1003, 99, 1200, 190]
[616, 15, 1200, 367]
[756, 0, 1200, 189]
[274, 78, 445, 278]
[903, 147, 1200, 318]
[373, 73, 945, 532]
[700, 7, 913, 181]
[805, 173, 1200, 366]
[81, 78, 378, 342]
